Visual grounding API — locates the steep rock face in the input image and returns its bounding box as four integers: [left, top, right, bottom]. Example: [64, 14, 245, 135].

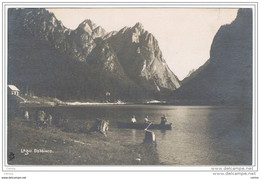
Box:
[107, 22, 180, 91]
[8, 8, 137, 101]
[86, 39, 126, 75]
[9, 8, 128, 74]
[10, 9, 118, 67]
[76, 19, 106, 39]
[173, 9, 252, 106]
[8, 8, 180, 101]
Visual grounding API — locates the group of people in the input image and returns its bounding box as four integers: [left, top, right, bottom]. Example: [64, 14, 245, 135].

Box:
[131, 114, 168, 125]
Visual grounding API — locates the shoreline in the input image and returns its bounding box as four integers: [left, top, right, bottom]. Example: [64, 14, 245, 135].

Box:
[63, 101, 127, 106]
[7, 116, 160, 165]
[19, 101, 250, 108]
[14, 95, 251, 108]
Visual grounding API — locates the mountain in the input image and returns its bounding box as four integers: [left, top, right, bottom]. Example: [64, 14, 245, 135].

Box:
[172, 8, 252, 106]
[180, 60, 210, 86]
[8, 8, 179, 101]
[107, 22, 180, 92]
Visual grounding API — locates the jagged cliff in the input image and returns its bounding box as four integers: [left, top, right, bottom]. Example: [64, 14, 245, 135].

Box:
[107, 22, 180, 91]
[172, 9, 252, 106]
[8, 8, 180, 101]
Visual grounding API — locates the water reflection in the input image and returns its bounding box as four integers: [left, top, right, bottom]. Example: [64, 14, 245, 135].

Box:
[155, 106, 213, 165]
[27, 105, 252, 165]
[131, 129, 136, 142]
[160, 130, 166, 135]
[205, 107, 252, 165]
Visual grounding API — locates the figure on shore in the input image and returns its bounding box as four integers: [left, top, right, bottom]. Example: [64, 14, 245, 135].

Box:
[36, 110, 46, 122]
[46, 114, 53, 125]
[24, 110, 29, 121]
[36, 110, 48, 129]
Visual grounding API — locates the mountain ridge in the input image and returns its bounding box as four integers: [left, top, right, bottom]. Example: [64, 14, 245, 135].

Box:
[8, 8, 180, 101]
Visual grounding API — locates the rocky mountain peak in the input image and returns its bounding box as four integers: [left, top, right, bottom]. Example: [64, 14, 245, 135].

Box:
[77, 19, 106, 38]
[106, 22, 180, 91]
[133, 22, 144, 29]
[92, 26, 106, 38]
[9, 8, 181, 101]
[77, 19, 97, 32]
[186, 69, 195, 78]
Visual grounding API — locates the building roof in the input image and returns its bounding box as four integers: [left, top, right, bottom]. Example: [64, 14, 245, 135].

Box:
[8, 85, 20, 91]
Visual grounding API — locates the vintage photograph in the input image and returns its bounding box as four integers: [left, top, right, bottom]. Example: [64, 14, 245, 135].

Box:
[6, 6, 253, 166]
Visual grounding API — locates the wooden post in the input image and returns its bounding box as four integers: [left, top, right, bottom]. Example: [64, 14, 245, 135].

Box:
[143, 130, 156, 144]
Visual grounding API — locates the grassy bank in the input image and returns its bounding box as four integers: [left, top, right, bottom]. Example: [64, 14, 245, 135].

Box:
[7, 116, 160, 165]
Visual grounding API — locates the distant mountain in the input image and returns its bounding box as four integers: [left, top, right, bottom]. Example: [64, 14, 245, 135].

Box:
[8, 8, 180, 101]
[172, 9, 252, 106]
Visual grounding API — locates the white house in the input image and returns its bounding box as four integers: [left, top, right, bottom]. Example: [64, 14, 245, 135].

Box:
[8, 85, 20, 96]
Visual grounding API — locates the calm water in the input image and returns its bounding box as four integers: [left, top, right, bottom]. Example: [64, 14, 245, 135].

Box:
[30, 105, 252, 165]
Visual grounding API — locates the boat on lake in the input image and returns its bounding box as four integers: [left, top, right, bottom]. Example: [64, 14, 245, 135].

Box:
[117, 121, 172, 130]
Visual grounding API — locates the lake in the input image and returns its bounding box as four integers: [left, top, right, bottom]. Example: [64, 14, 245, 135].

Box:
[28, 105, 252, 165]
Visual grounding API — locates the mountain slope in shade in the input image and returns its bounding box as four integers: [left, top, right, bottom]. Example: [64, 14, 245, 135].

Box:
[107, 22, 180, 92]
[8, 8, 145, 101]
[172, 8, 252, 106]
[180, 60, 210, 86]
[8, 8, 179, 101]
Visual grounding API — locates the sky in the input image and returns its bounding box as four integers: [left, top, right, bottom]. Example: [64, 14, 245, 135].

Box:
[48, 8, 238, 80]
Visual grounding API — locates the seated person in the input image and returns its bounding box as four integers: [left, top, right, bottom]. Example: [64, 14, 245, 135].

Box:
[144, 115, 150, 123]
[160, 114, 168, 125]
[131, 115, 136, 123]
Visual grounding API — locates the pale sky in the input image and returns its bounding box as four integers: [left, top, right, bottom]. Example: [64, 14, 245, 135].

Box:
[48, 8, 238, 80]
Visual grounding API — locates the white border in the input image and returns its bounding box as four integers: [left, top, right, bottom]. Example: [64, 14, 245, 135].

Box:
[1, 1, 258, 176]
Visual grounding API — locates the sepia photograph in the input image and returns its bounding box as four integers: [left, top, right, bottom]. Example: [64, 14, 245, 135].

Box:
[1, 2, 258, 178]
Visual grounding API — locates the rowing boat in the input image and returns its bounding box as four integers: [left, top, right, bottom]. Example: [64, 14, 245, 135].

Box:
[117, 121, 172, 130]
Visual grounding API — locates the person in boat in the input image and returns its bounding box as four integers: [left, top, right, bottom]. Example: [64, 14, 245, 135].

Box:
[144, 115, 150, 123]
[160, 114, 168, 125]
[131, 115, 136, 123]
